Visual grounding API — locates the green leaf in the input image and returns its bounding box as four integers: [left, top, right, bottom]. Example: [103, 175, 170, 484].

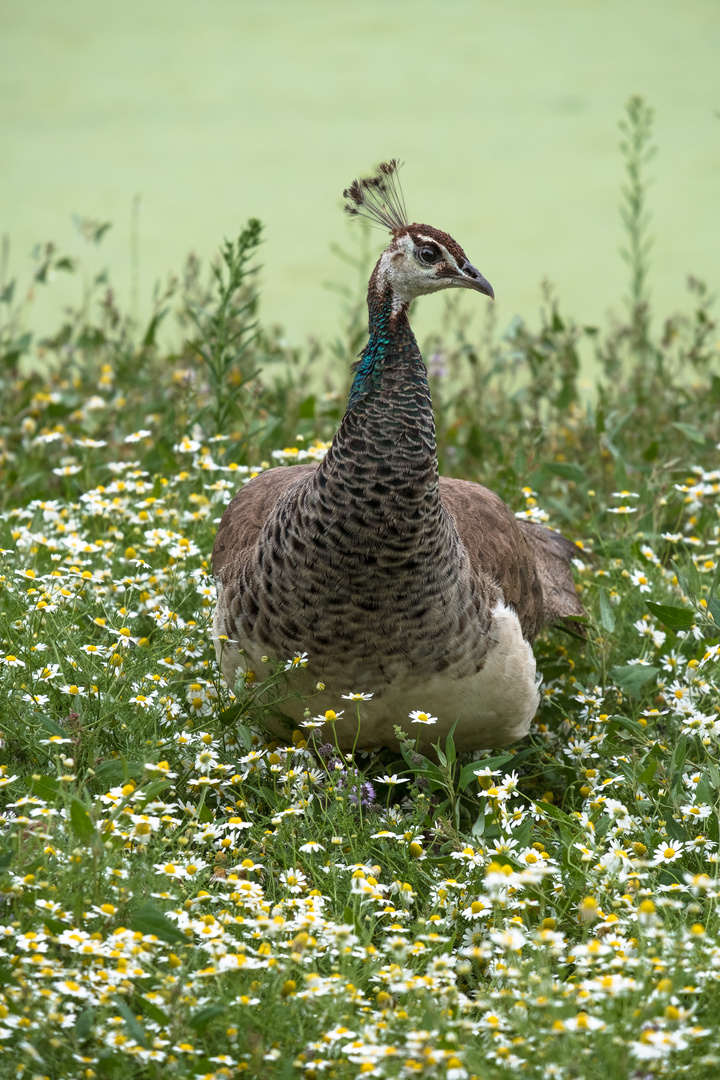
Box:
[40, 916, 67, 936]
[458, 751, 528, 792]
[130, 903, 186, 946]
[444, 720, 457, 768]
[645, 601, 695, 631]
[28, 774, 59, 801]
[472, 808, 485, 837]
[610, 664, 659, 699]
[111, 994, 147, 1048]
[142, 307, 168, 349]
[217, 702, 244, 727]
[534, 800, 574, 824]
[598, 590, 616, 633]
[544, 461, 587, 484]
[189, 1003, 226, 1033]
[92, 759, 144, 784]
[138, 997, 170, 1026]
[695, 773, 715, 806]
[671, 558, 700, 599]
[298, 395, 316, 420]
[0, 846, 12, 873]
[75, 1007, 95, 1042]
[672, 421, 707, 445]
[38, 715, 68, 738]
[638, 757, 658, 787]
[70, 799, 95, 843]
[605, 714, 644, 734]
[234, 723, 254, 751]
[133, 779, 171, 808]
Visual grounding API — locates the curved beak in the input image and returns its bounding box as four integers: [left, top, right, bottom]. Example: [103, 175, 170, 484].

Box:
[459, 261, 494, 300]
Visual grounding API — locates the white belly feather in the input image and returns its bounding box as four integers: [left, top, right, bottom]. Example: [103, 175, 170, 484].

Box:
[214, 594, 540, 755]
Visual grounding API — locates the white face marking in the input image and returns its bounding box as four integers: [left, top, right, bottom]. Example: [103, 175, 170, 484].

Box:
[375, 234, 463, 305]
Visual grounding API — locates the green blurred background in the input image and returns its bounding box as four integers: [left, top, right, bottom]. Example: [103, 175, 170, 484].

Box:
[1, 0, 718, 346]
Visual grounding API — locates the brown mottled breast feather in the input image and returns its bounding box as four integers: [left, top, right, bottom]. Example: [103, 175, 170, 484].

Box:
[211, 465, 317, 581]
[212, 465, 585, 646]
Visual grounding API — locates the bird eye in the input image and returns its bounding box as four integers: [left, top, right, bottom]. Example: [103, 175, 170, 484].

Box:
[417, 245, 439, 265]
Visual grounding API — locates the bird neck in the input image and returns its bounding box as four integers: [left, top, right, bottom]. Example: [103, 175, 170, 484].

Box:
[320, 281, 440, 513]
[347, 280, 424, 411]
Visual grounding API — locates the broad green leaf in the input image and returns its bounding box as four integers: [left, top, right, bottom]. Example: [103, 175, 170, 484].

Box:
[111, 994, 147, 1048]
[598, 590, 616, 632]
[139, 997, 170, 1026]
[70, 799, 95, 843]
[234, 723, 254, 750]
[29, 775, 59, 801]
[92, 759, 143, 784]
[534, 800, 574, 824]
[217, 701, 244, 727]
[695, 773, 715, 806]
[38, 715, 68, 737]
[189, 1003, 226, 1033]
[605, 714, 644, 734]
[75, 1007, 95, 1042]
[645, 601, 694, 631]
[672, 421, 707, 445]
[459, 750, 530, 792]
[671, 558, 700, 598]
[545, 461, 587, 484]
[133, 779, 171, 809]
[445, 720, 458, 768]
[130, 902, 186, 946]
[638, 758, 658, 787]
[610, 664, 659, 699]
[298, 394, 316, 419]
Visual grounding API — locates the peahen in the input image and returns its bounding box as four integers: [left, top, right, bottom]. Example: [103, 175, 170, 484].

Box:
[212, 160, 585, 754]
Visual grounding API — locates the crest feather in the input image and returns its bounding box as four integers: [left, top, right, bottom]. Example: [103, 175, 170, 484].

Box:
[343, 159, 408, 234]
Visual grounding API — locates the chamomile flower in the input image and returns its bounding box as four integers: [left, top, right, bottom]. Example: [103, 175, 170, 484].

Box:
[409, 710, 437, 725]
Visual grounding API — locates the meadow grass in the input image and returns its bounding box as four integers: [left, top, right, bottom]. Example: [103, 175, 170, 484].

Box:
[1, 100, 720, 1079]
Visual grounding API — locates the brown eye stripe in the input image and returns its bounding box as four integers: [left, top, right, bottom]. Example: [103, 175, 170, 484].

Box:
[434, 264, 461, 279]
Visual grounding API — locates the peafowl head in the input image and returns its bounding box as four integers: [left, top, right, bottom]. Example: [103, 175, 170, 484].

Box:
[344, 160, 494, 308]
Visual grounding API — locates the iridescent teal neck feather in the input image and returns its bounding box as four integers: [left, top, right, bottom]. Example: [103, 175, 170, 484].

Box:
[347, 287, 406, 409]
[346, 285, 419, 411]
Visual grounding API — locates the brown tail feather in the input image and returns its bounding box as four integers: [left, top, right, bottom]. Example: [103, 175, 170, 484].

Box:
[516, 519, 588, 628]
